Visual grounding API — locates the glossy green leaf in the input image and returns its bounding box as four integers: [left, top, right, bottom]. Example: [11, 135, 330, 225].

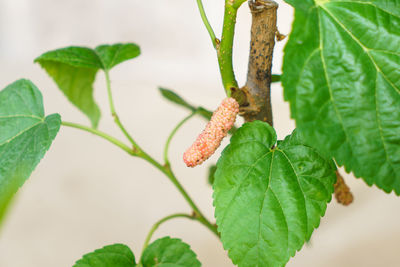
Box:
[141, 237, 201, 267]
[73, 244, 136, 267]
[282, 0, 400, 194]
[213, 121, 336, 267]
[0, 79, 61, 220]
[95, 43, 141, 70]
[35, 43, 140, 128]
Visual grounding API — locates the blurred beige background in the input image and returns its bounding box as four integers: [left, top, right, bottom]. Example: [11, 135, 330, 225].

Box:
[0, 0, 399, 266]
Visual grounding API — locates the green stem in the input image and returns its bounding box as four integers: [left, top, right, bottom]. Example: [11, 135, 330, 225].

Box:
[104, 70, 140, 150]
[138, 151, 218, 237]
[61, 121, 135, 155]
[63, 120, 218, 237]
[232, 0, 247, 9]
[67, 72, 219, 240]
[218, 3, 240, 96]
[164, 112, 196, 165]
[196, 0, 218, 48]
[105, 70, 117, 117]
[142, 213, 195, 250]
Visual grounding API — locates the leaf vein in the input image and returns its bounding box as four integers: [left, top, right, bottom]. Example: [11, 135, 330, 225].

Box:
[219, 150, 273, 227]
[257, 150, 275, 267]
[320, 5, 400, 94]
[0, 114, 42, 120]
[0, 121, 43, 146]
[317, 8, 355, 163]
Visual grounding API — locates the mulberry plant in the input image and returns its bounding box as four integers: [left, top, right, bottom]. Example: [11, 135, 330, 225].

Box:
[0, 0, 399, 266]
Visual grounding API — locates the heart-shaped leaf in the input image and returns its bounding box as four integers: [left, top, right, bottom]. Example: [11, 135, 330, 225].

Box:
[35, 43, 140, 128]
[282, 0, 400, 194]
[0, 79, 61, 220]
[141, 237, 201, 267]
[213, 121, 336, 267]
[73, 244, 136, 267]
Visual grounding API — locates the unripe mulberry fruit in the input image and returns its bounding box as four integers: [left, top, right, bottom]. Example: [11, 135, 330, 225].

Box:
[183, 97, 239, 167]
[334, 171, 354, 206]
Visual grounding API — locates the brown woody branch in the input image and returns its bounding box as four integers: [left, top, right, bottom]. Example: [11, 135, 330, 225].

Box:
[240, 0, 278, 125]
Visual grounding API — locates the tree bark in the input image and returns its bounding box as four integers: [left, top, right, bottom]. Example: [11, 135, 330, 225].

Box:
[241, 0, 278, 125]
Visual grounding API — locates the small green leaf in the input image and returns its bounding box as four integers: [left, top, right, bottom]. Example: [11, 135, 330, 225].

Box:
[95, 43, 141, 70]
[35, 47, 101, 128]
[141, 237, 201, 267]
[73, 244, 136, 267]
[208, 164, 217, 185]
[195, 107, 213, 120]
[0, 79, 61, 221]
[282, 0, 400, 194]
[35, 43, 141, 128]
[271, 74, 281, 83]
[158, 87, 195, 111]
[158, 87, 213, 119]
[214, 121, 336, 267]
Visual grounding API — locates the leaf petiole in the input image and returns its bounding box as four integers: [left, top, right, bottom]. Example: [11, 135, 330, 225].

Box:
[163, 112, 196, 165]
[104, 70, 141, 151]
[196, 0, 218, 48]
[61, 121, 136, 156]
[141, 213, 195, 252]
[61, 119, 218, 238]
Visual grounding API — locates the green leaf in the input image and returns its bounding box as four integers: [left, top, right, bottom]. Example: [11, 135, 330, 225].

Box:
[158, 87, 196, 111]
[35, 47, 101, 128]
[0, 79, 61, 220]
[35, 43, 140, 128]
[95, 43, 141, 70]
[73, 244, 136, 267]
[213, 121, 336, 267]
[158, 87, 213, 120]
[195, 107, 213, 120]
[141, 237, 201, 267]
[208, 164, 217, 186]
[282, 0, 400, 194]
[271, 74, 281, 83]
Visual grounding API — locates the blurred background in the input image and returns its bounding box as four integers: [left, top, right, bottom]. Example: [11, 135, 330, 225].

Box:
[0, 0, 399, 266]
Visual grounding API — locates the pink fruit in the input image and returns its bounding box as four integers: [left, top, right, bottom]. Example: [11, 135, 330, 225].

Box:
[183, 97, 239, 167]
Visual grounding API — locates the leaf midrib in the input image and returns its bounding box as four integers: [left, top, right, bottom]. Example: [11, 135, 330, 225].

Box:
[278, 149, 308, 234]
[317, 7, 354, 165]
[0, 120, 44, 146]
[0, 114, 42, 120]
[256, 150, 280, 267]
